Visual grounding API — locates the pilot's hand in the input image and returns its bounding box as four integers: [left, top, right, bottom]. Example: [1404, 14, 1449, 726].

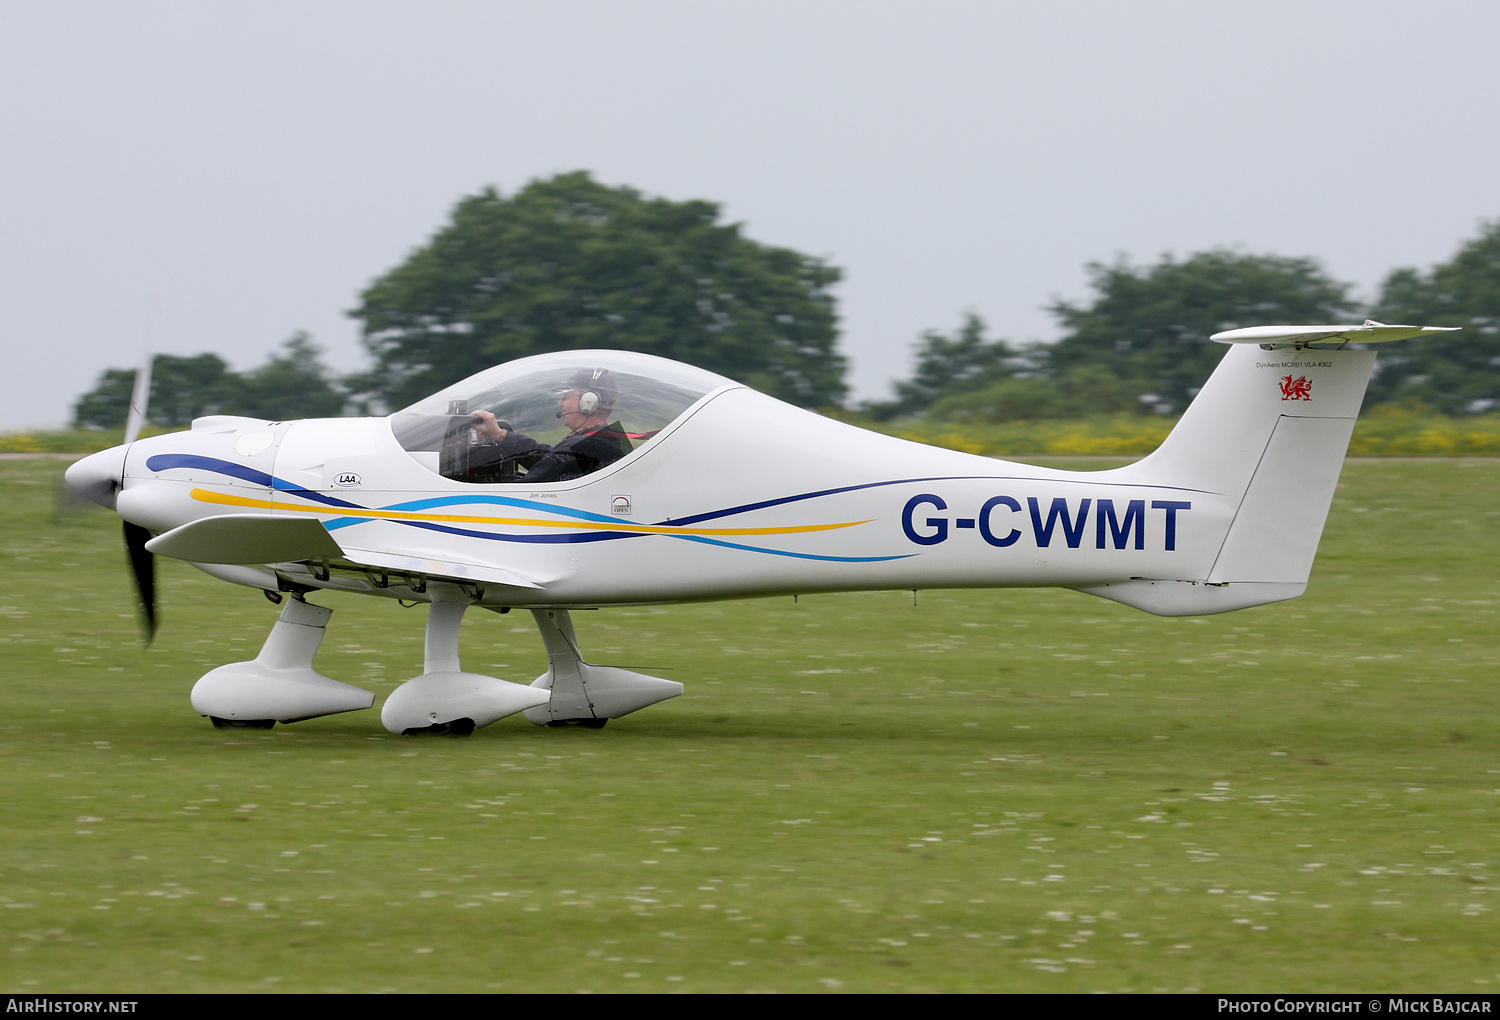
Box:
[471, 410, 507, 441]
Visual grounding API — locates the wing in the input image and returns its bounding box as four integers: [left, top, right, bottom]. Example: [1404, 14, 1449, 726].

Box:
[145, 513, 543, 591]
[146, 514, 342, 563]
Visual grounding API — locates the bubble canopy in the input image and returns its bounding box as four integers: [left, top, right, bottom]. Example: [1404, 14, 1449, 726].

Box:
[390, 350, 738, 483]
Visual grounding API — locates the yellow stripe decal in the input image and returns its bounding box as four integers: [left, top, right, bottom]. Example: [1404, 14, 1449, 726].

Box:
[190, 489, 867, 537]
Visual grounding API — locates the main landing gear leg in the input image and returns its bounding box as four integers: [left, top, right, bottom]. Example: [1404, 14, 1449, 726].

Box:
[381, 585, 550, 735]
[523, 609, 682, 727]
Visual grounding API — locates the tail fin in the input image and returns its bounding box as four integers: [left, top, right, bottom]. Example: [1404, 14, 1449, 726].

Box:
[1086, 322, 1453, 616]
[1128, 342, 1374, 555]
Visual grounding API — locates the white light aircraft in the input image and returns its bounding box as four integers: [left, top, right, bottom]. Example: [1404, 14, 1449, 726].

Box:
[66, 321, 1453, 734]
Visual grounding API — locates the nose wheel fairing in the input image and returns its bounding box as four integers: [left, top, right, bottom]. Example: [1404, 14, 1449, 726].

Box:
[190, 598, 375, 725]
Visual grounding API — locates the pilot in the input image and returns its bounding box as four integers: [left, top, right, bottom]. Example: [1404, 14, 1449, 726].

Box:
[470, 368, 631, 483]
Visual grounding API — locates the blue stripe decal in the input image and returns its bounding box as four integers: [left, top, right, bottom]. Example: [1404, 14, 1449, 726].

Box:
[357, 519, 635, 545]
[271, 484, 368, 509]
[663, 475, 1212, 527]
[353, 518, 904, 561]
[322, 517, 375, 531]
[375, 494, 622, 524]
[148, 453, 1201, 563]
[145, 454, 367, 509]
[671, 535, 912, 563]
[145, 454, 274, 488]
[321, 493, 633, 540]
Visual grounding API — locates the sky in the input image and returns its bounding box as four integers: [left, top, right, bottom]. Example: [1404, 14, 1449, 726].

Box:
[3, 0, 1498, 429]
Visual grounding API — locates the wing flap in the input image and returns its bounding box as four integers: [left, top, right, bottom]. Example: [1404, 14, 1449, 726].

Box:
[335, 546, 545, 591]
[146, 515, 546, 592]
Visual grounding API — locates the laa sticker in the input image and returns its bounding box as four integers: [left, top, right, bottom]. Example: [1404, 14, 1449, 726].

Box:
[335, 472, 362, 487]
[1278, 375, 1312, 401]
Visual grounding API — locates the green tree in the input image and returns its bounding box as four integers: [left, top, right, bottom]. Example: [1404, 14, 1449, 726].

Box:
[233, 332, 346, 420]
[873, 313, 1018, 418]
[1367, 220, 1500, 413]
[1046, 251, 1359, 414]
[73, 335, 344, 428]
[926, 364, 1142, 422]
[350, 172, 846, 410]
[74, 353, 233, 429]
[72, 367, 138, 430]
[870, 313, 1158, 423]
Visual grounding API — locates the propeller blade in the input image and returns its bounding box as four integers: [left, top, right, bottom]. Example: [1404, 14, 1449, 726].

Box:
[123, 521, 157, 642]
[123, 296, 159, 445]
[122, 359, 152, 445]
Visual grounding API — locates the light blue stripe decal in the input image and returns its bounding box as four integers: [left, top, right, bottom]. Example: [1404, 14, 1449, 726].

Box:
[672, 535, 912, 563]
[164, 454, 1186, 561]
[374, 493, 622, 524]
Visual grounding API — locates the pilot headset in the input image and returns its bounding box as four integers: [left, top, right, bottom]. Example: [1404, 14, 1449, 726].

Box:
[561, 368, 611, 418]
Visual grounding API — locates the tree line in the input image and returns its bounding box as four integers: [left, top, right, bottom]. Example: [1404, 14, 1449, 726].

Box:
[868, 232, 1500, 422]
[74, 172, 1500, 428]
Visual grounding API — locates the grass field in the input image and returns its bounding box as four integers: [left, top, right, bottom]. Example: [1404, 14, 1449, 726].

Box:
[2, 457, 1497, 993]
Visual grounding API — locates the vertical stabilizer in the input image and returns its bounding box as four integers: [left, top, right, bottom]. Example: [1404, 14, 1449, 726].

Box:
[1119, 344, 1375, 505]
[1084, 343, 1377, 614]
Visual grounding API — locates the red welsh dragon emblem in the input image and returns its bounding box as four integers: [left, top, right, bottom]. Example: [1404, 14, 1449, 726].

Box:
[1278, 374, 1313, 401]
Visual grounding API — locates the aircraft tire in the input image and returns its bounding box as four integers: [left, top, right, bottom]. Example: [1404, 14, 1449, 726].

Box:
[401, 718, 476, 737]
[210, 717, 275, 730]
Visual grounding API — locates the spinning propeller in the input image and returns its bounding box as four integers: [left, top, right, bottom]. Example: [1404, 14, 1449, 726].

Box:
[123, 520, 157, 641]
[64, 331, 157, 641]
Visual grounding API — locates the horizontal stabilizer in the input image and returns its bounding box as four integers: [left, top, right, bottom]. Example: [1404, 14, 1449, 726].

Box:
[146, 514, 343, 564]
[1212, 320, 1459, 349]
